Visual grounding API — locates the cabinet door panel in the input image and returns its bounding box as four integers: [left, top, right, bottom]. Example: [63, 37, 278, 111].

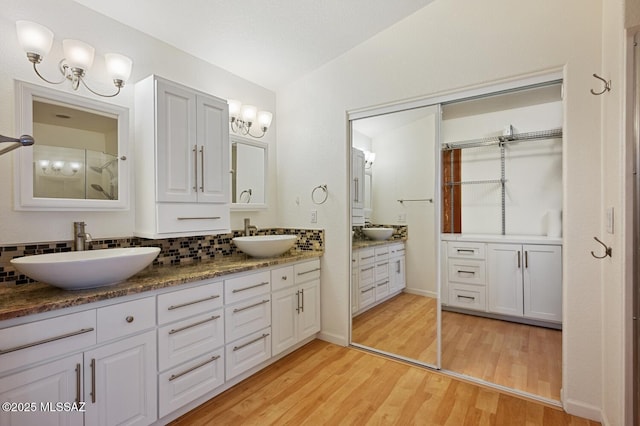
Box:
[298, 280, 320, 340]
[0, 354, 83, 426]
[84, 331, 157, 426]
[271, 287, 298, 357]
[487, 244, 523, 316]
[156, 80, 197, 203]
[523, 245, 562, 322]
[197, 95, 229, 203]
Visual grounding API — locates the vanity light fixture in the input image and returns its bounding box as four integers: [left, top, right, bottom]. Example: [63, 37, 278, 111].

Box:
[16, 21, 133, 98]
[228, 99, 273, 138]
[38, 159, 81, 176]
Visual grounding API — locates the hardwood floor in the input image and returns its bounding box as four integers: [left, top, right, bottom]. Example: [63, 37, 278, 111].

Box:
[351, 293, 562, 400]
[170, 340, 597, 425]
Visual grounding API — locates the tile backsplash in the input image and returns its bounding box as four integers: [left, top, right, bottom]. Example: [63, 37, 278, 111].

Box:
[0, 228, 324, 286]
[352, 224, 407, 241]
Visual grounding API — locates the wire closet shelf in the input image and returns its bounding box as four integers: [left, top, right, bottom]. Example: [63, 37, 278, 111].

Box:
[441, 128, 562, 151]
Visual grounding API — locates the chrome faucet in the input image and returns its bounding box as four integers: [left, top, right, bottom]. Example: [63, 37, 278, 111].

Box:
[73, 221, 92, 251]
[244, 218, 258, 236]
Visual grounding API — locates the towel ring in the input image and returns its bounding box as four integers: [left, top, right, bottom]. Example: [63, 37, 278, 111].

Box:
[311, 184, 328, 204]
[590, 73, 611, 96]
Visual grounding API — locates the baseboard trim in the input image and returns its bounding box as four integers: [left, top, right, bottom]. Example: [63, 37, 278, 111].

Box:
[318, 331, 347, 346]
[563, 398, 603, 423]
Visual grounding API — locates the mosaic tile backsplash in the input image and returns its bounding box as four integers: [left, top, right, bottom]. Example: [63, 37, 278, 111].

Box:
[0, 228, 324, 286]
[352, 224, 408, 241]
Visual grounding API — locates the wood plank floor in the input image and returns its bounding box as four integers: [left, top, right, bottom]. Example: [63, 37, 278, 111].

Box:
[352, 293, 562, 400]
[169, 340, 597, 426]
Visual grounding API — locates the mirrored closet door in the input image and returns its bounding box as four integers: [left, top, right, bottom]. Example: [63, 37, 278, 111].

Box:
[349, 104, 441, 368]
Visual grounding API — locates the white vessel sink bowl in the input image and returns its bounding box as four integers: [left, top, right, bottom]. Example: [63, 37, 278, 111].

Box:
[10, 247, 161, 290]
[363, 227, 394, 241]
[233, 235, 297, 258]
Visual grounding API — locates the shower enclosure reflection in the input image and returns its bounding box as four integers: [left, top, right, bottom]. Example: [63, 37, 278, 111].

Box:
[350, 105, 440, 367]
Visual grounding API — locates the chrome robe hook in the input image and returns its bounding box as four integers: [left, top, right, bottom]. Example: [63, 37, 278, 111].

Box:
[591, 236, 612, 259]
[590, 74, 611, 95]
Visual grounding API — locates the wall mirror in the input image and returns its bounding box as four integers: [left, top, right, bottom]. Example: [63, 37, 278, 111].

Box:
[230, 136, 267, 210]
[350, 104, 441, 368]
[14, 81, 129, 210]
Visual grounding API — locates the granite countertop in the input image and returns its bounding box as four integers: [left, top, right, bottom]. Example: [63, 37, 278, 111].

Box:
[352, 238, 406, 250]
[0, 251, 323, 322]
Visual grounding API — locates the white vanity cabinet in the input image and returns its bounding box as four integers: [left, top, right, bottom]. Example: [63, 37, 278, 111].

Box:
[134, 75, 230, 239]
[0, 297, 158, 426]
[487, 243, 562, 323]
[388, 243, 406, 293]
[271, 259, 321, 357]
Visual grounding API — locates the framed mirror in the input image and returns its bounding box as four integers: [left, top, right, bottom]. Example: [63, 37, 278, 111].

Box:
[230, 136, 267, 210]
[14, 81, 129, 210]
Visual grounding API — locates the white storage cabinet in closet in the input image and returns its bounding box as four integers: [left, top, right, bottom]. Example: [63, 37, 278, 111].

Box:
[135, 75, 230, 238]
[487, 243, 562, 322]
[271, 259, 321, 356]
[0, 298, 158, 426]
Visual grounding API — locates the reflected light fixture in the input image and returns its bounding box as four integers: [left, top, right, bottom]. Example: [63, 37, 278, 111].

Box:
[16, 21, 133, 98]
[364, 151, 376, 168]
[228, 99, 273, 138]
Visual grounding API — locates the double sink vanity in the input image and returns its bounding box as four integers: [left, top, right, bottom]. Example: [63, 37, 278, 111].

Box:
[0, 235, 322, 425]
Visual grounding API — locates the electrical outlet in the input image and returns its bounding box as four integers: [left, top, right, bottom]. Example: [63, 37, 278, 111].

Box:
[397, 213, 406, 223]
[310, 210, 317, 223]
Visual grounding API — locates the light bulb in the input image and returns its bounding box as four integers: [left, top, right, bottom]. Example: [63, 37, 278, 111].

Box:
[16, 21, 53, 58]
[62, 39, 94, 71]
[228, 99, 242, 120]
[105, 53, 132, 84]
[257, 111, 273, 129]
[241, 105, 257, 124]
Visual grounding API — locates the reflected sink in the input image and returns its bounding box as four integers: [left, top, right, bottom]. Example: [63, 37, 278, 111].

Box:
[363, 227, 394, 241]
[233, 235, 297, 258]
[11, 247, 161, 290]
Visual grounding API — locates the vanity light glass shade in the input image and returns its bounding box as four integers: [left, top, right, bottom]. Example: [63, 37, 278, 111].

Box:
[241, 105, 257, 123]
[228, 99, 242, 119]
[62, 39, 95, 71]
[105, 53, 133, 82]
[16, 21, 53, 57]
[257, 110, 273, 129]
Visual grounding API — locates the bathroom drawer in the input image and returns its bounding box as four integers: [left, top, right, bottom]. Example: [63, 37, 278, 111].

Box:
[374, 259, 389, 282]
[447, 241, 485, 260]
[0, 310, 96, 374]
[157, 280, 223, 325]
[294, 258, 321, 284]
[375, 246, 389, 261]
[389, 243, 405, 258]
[158, 348, 225, 418]
[357, 248, 376, 264]
[97, 296, 155, 342]
[359, 263, 375, 287]
[225, 295, 271, 342]
[358, 285, 376, 310]
[157, 309, 224, 371]
[449, 283, 486, 311]
[448, 259, 486, 286]
[271, 265, 294, 292]
[156, 203, 230, 234]
[225, 270, 271, 305]
[226, 327, 271, 380]
[375, 279, 390, 300]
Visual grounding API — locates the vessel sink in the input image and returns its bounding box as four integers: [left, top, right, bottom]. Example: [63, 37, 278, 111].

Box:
[10, 247, 161, 290]
[233, 235, 297, 258]
[363, 227, 394, 241]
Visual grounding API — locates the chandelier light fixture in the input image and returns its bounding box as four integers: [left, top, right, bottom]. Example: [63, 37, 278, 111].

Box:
[16, 21, 133, 98]
[228, 99, 273, 138]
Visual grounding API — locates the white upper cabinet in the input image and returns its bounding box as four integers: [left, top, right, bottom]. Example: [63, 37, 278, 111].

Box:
[134, 75, 230, 238]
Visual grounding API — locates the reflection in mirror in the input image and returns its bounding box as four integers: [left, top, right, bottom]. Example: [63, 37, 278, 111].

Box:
[231, 137, 267, 209]
[15, 81, 129, 210]
[350, 105, 440, 368]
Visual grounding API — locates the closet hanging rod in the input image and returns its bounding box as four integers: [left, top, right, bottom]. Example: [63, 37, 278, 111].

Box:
[444, 179, 505, 186]
[397, 198, 433, 204]
[442, 128, 562, 151]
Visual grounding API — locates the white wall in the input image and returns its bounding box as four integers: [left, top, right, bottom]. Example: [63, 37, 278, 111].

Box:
[0, 0, 278, 244]
[277, 0, 603, 420]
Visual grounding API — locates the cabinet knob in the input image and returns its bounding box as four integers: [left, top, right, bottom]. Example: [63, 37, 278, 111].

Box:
[282, 276, 287, 280]
[125, 316, 134, 323]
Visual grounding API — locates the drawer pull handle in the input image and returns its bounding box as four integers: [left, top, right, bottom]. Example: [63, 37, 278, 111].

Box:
[457, 249, 475, 254]
[0, 327, 95, 355]
[232, 281, 269, 293]
[281, 276, 288, 280]
[125, 316, 134, 323]
[376, 253, 388, 257]
[296, 267, 321, 276]
[168, 295, 220, 310]
[360, 266, 374, 272]
[457, 295, 476, 301]
[233, 299, 270, 313]
[377, 262, 388, 267]
[176, 216, 221, 220]
[361, 287, 375, 294]
[169, 355, 221, 381]
[169, 315, 221, 335]
[361, 255, 375, 260]
[457, 270, 476, 275]
[377, 281, 389, 287]
[233, 333, 270, 351]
